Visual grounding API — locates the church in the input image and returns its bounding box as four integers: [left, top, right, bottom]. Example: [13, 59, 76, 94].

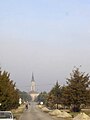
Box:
[29, 73, 39, 101]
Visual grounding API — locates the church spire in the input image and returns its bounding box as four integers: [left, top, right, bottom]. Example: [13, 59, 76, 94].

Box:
[31, 73, 35, 92]
[31, 73, 34, 81]
[30, 73, 39, 101]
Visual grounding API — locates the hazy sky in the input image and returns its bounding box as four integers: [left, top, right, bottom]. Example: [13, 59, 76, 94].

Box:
[0, 0, 90, 92]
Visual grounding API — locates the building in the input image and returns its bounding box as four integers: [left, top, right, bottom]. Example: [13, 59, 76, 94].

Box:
[29, 73, 39, 101]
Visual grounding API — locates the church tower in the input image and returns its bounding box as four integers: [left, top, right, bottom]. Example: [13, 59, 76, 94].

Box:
[29, 73, 39, 101]
[31, 73, 35, 92]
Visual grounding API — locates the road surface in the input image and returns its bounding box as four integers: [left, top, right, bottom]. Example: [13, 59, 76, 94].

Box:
[19, 102, 57, 120]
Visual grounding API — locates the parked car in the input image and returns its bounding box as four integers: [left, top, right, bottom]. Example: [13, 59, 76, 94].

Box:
[0, 111, 14, 120]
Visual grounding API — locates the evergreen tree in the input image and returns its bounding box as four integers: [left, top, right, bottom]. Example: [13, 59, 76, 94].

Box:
[19, 91, 32, 102]
[64, 67, 90, 112]
[60, 86, 70, 107]
[0, 69, 19, 110]
[47, 81, 61, 109]
[36, 91, 47, 104]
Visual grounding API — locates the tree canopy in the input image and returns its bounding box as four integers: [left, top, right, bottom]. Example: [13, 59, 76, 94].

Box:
[45, 67, 90, 112]
[19, 91, 32, 102]
[0, 68, 19, 110]
[46, 81, 61, 109]
[62, 67, 90, 111]
[36, 91, 48, 104]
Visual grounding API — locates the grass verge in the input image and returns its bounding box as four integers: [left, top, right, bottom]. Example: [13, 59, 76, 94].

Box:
[11, 104, 25, 120]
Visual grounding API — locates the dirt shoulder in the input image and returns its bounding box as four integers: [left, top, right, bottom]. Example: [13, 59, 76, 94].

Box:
[11, 104, 25, 120]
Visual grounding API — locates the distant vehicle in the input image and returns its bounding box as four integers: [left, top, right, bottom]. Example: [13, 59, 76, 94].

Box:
[0, 111, 14, 120]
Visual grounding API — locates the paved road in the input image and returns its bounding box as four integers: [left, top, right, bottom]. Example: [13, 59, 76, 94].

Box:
[19, 102, 57, 120]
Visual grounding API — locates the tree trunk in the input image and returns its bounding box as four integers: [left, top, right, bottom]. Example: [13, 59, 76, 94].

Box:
[70, 104, 81, 112]
[56, 103, 58, 109]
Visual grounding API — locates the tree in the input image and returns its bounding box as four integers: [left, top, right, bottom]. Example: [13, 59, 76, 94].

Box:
[0, 69, 19, 110]
[64, 67, 90, 112]
[60, 86, 70, 107]
[47, 81, 61, 109]
[19, 91, 32, 102]
[36, 91, 48, 104]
